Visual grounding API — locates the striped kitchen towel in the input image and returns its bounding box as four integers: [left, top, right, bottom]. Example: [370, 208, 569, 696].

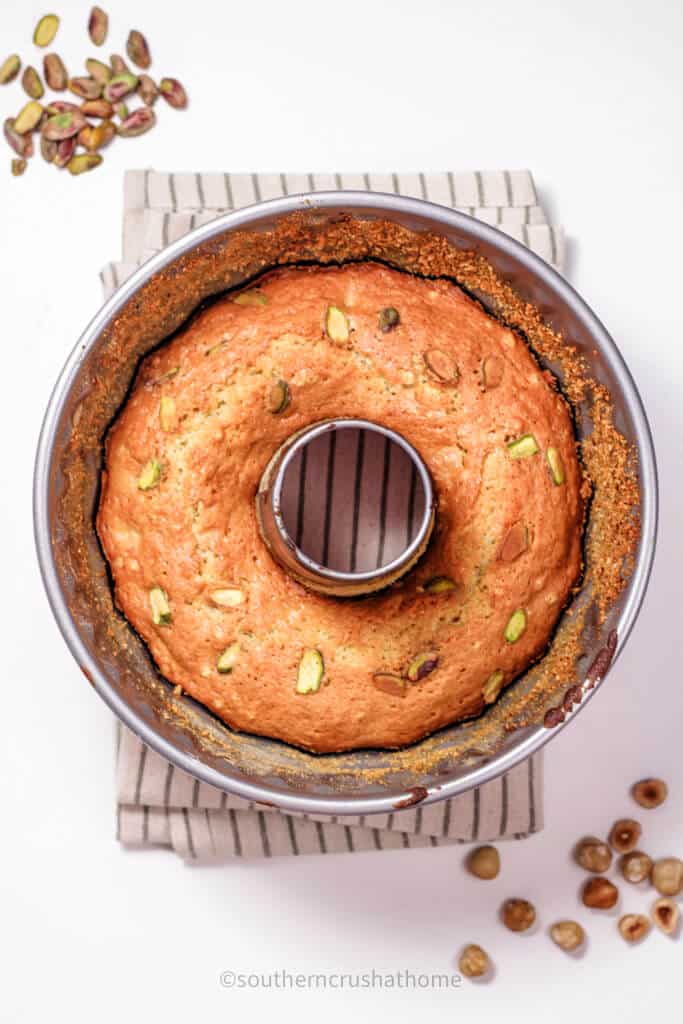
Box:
[105, 168, 560, 861]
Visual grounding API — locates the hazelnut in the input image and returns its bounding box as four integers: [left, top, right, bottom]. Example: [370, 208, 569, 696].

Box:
[608, 818, 641, 854]
[458, 944, 491, 979]
[631, 777, 668, 809]
[651, 857, 683, 897]
[618, 913, 650, 943]
[466, 845, 500, 880]
[651, 897, 680, 936]
[501, 898, 536, 932]
[549, 920, 585, 952]
[619, 850, 653, 884]
[573, 836, 612, 873]
[582, 877, 619, 910]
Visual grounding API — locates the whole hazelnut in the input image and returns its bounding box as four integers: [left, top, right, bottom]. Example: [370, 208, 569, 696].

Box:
[618, 913, 650, 943]
[466, 845, 500, 880]
[458, 944, 491, 979]
[651, 857, 683, 897]
[619, 850, 653, 884]
[501, 898, 536, 932]
[582, 876, 619, 910]
[573, 835, 612, 873]
[651, 897, 680, 936]
[549, 920, 585, 952]
[608, 818, 641, 854]
[631, 778, 668, 809]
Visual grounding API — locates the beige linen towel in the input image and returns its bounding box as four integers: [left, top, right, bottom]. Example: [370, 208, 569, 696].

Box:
[104, 168, 563, 861]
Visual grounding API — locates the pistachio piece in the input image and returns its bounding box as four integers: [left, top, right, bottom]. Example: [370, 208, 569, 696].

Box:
[631, 777, 668, 809]
[88, 6, 109, 46]
[582, 876, 618, 909]
[137, 73, 158, 105]
[406, 651, 439, 682]
[53, 136, 76, 168]
[85, 58, 112, 85]
[507, 433, 539, 459]
[504, 608, 526, 643]
[137, 457, 162, 490]
[217, 642, 240, 674]
[233, 289, 268, 307]
[619, 850, 653, 884]
[546, 447, 565, 485]
[21, 66, 45, 100]
[69, 76, 102, 100]
[104, 72, 138, 103]
[422, 575, 457, 594]
[14, 101, 44, 135]
[498, 521, 528, 562]
[324, 304, 349, 343]
[40, 135, 57, 163]
[117, 106, 155, 137]
[482, 355, 504, 389]
[126, 29, 151, 70]
[0, 56, 21, 86]
[80, 98, 114, 118]
[114, 101, 129, 120]
[482, 669, 505, 704]
[149, 586, 171, 625]
[44, 53, 68, 91]
[378, 306, 400, 332]
[78, 119, 115, 152]
[423, 348, 459, 383]
[296, 648, 324, 694]
[651, 897, 680, 935]
[466, 845, 500, 880]
[651, 857, 683, 897]
[618, 914, 650, 944]
[11, 158, 27, 177]
[159, 396, 176, 432]
[4, 119, 33, 158]
[42, 110, 87, 141]
[574, 836, 613, 873]
[549, 920, 585, 952]
[458, 944, 490, 979]
[266, 379, 290, 414]
[109, 54, 130, 75]
[210, 588, 244, 608]
[371, 672, 407, 697]
[34, 15, 60, 48]
[159, 77, 188, 109]
[608, 818, 641, 854]
[501, 898, 536, 932]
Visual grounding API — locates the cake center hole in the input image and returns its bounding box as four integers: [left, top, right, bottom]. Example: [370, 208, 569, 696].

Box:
[278, 423, 428, 575]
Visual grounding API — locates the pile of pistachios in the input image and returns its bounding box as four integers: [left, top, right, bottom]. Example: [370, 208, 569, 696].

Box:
[1, 9, 187, 177]
[458, 778, 681, 980]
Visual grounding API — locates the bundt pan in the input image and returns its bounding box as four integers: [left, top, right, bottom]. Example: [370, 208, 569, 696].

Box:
[34, 192, 657, 815]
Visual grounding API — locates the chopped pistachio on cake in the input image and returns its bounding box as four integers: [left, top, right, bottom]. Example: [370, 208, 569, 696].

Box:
[210, 587, 244, 608]
[372, 672, 407, 697]
[546, 447, 565, 485]
[266, 379, 290, 414]
[378, 306, 400, 332]
[423, 348, 459, 383]
[137, 458, 162, 490]
[507, 434, 539, 459]
[217, 642, 240, 673]
[149, 586, 171, 625]
[482, 669, 505, 704]
[406, 651, 439, 682]
[324, 305, 349, 343]
[233, 289, 267, 307]
[504, 608, 527, 643]
[159, 396, 176, 432]
[296, 648, 324, 694]
[422, 575, 458, 594]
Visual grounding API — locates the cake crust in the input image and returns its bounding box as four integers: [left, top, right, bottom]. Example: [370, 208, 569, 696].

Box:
[97, 262, 584, 753]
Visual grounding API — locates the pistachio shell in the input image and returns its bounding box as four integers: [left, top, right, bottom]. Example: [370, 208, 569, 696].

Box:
[34, 15, 60, 48]
[43, 53, 68, 91]
[88, 7, 109, 46]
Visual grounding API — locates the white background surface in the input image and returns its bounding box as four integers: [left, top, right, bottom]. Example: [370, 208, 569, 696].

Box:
[1, 0, 681, 1020]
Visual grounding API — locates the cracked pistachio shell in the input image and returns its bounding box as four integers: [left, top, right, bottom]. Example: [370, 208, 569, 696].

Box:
[0, 55, 21, 85]
[44, 53, 68, 90]
[34, 15, 60, 48]
[296, 649, 324, 694]
[325, 305, 349, 343]
[88, 7, 109, 46]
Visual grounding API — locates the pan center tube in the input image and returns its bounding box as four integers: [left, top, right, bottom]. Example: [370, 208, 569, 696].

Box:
[256, 419, 436, 597]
